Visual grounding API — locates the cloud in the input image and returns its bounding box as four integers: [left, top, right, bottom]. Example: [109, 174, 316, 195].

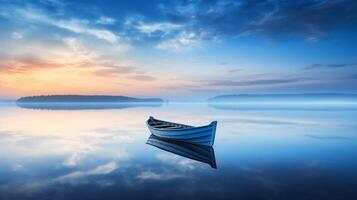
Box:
[136, 0, 357, 46]
[3, 5, 119, 43]
[0, 55, 67, 73]
[92, 66, 136, 76]
[251, 0, 357, 37]
[56, 19, 119, 43]
[304, 63, 357, 70]
[91, 65, 157, 81]
[12, 32, 23, 39]
[1, 34, 131, 75]
[209, 78, 304, 87]
[0, 36, 104, 74]
[228, 69, 241, 73]
[123, 16, 193, 50]
[3, 0, 357, 49]
[128, 74, 156, 81]
[137, 22, 183, 35]
[156, 31, 199, 50]
[96, 16, 116, 25]
[123, 14, 203, 50]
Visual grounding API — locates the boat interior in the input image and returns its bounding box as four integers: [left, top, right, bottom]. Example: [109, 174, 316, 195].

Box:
[148, 118, 193, 130]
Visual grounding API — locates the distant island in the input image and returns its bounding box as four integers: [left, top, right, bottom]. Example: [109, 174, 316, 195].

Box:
[208, 94, 357, 110]
[16, 95, 164, 110]
[208, 94, 357, 103]
[17, 95, 163, 103]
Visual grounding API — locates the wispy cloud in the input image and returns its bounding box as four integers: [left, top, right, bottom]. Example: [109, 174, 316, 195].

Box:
[56, 19, 119, 43]
[156, 31, 199, 50]
[123, 16, 195, 50]
[126, 0, 357, 47]
[209, 78, 305, 87]
[136, 22, 183, 35]
[304, 63, 357, 70]
[228, 69, 241, 73]
[0, 55, 68, 73]
[128, 74, 156, 81]
[11, 32, 23, 39]
[96, 16, 116, 25]
[0, 37, 105, 74]
[92, 66, 136, 77]
[90, 65, 157, 81]
[3, 6, 119, 43]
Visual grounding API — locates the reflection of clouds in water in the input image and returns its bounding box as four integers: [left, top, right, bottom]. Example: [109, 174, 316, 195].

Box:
[0, 125, 134, 166]
[63, 147, 130, 168]
[239, 166, 280, 194]
[236, 162, 337, 198]
[156, 154, 201, 171]
[134, 154, 203, 181]
[63, 152, 83, 166]
[0, 161, 121, 196]
[0, 108, 137, 196]
[0, 104, 356, 199]
[12, 164, 23, 171]
[95, 180, 116, 187]
[56, 161, 118, 183]
[93, 128, 137, 143]
[136, 170, 183, 181]
[0, 131, 97, 158]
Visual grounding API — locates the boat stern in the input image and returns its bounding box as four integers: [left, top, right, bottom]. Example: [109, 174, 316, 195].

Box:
[209, 121, 218, 146]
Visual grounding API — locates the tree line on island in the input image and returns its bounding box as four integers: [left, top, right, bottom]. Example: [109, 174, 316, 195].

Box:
[16, 95, 163, 103]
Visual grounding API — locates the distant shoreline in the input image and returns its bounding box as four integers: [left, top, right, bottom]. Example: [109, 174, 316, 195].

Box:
[16, 95, 164, 103]
[15, 95, 164, 110]
[208, 93, 357, 103]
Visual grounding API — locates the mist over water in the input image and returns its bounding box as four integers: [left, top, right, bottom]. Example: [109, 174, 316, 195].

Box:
[0, 102, 356, 200]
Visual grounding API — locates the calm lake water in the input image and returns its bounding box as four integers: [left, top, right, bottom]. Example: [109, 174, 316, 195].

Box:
[0, 102, 356, 200]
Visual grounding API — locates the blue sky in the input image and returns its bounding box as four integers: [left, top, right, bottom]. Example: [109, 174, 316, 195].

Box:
[0, 0, 357, 99]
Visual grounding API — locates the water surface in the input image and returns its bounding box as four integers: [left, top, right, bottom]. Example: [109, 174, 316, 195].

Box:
[0, 103, 356, 200]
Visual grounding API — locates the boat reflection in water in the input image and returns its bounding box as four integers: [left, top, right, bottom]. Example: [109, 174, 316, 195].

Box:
[146, 134, 217, 169]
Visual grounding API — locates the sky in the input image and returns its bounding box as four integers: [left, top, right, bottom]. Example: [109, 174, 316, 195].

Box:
[0, 0, 357, 99]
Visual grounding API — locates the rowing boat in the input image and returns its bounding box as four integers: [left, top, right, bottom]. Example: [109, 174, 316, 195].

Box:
[146, 116, 217, 146]
[146, 134, 217, 168]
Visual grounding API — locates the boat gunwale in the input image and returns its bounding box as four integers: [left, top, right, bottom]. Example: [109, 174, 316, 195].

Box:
[147, 117, 215, 132]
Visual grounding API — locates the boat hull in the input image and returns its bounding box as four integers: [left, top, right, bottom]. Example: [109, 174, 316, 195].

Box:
[146, 117, 217, 146]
